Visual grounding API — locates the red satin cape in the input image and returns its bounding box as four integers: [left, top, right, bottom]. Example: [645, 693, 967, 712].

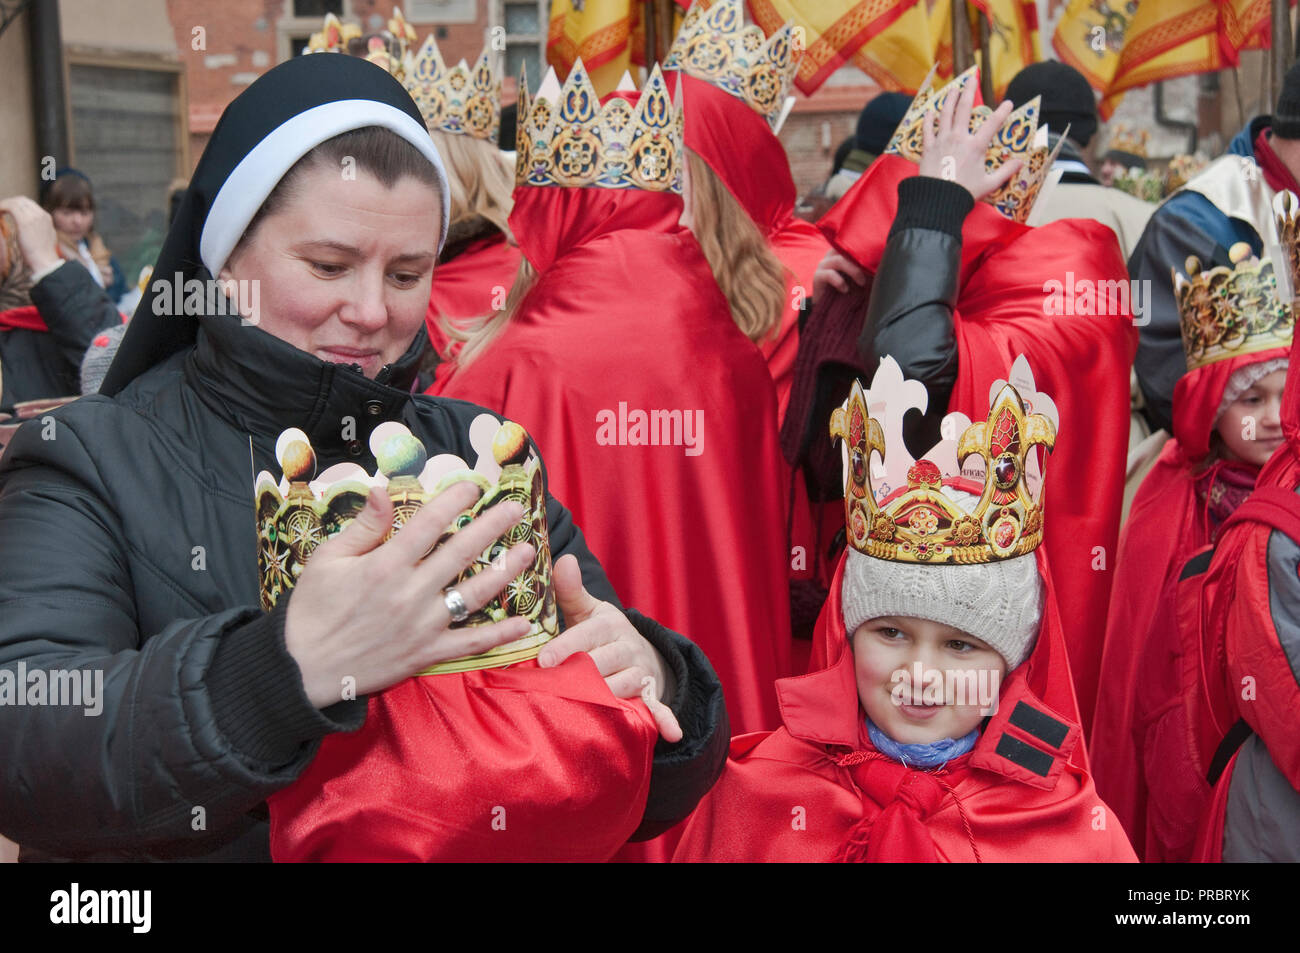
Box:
[432, 184, 792, 735]
[677, 73, 829, 425]
[815, 155, 1138, 733]
[424, 233, 523, 364]
[268, 655, 657, 861]
[673, 549, 1137, 862]
[1091, 350, 1283, 860]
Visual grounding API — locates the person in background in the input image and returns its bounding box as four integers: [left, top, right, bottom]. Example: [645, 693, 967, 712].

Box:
[40, 169, 128, 308]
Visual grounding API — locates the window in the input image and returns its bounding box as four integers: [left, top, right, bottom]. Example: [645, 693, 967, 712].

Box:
[494, 1, 547, 86]
[292, 0, 343, 16]
[66, 58, 187, 284]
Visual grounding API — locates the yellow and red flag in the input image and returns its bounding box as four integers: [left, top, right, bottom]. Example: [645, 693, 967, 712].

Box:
[749, 0, 946, 95]
[1053, 0, 1272, 118]
[547, 0, 642, 96]
[969, 0, 1041, 100]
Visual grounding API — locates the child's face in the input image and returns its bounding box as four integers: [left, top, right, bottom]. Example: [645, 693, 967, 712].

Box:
[851, 615, 1008, 746]
[1215, 368, 1286, 467]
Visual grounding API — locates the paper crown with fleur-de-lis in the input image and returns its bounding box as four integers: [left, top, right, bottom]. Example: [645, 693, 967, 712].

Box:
[305, 7, 418, 82]
[515, 59, 683, 192]
[830, 355, 1058, 564]
[403, 35, 501, 142]
[884, 66, 1062, 224]
[663, 0, 799, 129]
[1173, 236, 1295, 373]
[254, 416, 557, 674]
[1104, 122, 1149, 162]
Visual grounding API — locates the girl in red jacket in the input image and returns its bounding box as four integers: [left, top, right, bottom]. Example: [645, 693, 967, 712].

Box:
[674, 362, 1138, 862]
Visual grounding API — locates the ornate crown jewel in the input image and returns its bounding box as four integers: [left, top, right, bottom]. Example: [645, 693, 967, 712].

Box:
[404, 36, 501, 142]
[884, 66, 1062, 224]
[1173, 240, 1295, 373]
[515, 59, 683, 192]
[1105, 123, 1149, 160]
[1274, 189, 1300, 307]
[305, 7, 418, 81]
[830, 356, 1057, 564]
[663, 0, 799, 128]
[255, 416, 557, 675]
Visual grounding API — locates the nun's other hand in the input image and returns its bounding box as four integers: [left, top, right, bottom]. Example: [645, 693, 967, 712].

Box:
[812, 248, 867, 299]
[537, 554, 683, 743]
[917, 80, 1023, 203]
[283, 482, 534, 709]
[0, 197, 61, 274]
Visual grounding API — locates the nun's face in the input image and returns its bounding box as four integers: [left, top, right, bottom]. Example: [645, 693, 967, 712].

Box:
[219, 163, 440, 379]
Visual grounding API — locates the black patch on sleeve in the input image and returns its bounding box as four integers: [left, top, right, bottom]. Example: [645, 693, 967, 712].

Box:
[995, 732, 1054, 777]
[1008, 701, 1069, 749]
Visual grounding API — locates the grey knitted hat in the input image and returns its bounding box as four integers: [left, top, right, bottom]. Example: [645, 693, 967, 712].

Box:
[841, 546, 1043, 671]
[1213, 357, 1288, 424]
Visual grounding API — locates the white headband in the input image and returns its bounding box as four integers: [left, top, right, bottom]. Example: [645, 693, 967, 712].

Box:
[199, 99, 451, 276]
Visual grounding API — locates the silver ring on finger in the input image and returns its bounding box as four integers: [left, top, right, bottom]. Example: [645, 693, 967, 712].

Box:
[443, 586, 470, 623]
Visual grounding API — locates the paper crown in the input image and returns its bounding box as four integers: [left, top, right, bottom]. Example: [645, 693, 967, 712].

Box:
[515, 60, 683, 192]
[1173, 240, 1295, 373]
[1112, 166, 1165, 203]
[884, 66, 1060, 224]
[255, 416, 558, 675]
[830, 355, 1057, 564]
[1104, 123, 1149, 161]
[305, 7, 418, 81]
[1164, 153, 1209, 193]
[663, 0, 799, 128]
[404, 36, 501, 142]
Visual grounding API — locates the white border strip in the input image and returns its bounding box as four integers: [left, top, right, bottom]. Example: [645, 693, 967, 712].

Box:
[200, 99, 451, 275]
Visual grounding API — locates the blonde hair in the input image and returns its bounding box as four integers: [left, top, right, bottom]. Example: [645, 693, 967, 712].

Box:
[441, 256, 537, 368]
[428, 129, 515, 240]
[686, 149, 787, 343]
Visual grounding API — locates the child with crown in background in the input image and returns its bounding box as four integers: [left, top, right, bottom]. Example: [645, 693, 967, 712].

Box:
[1092, 199, 1295, 862]
[784, 68, 1136, 737]
[674, 359, 1136, 862]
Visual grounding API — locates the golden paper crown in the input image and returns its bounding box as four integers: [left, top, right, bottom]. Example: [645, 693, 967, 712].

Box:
[1165, 153, 1209, 193]
[403, 36, 501, 142]
[515, 60, 683, 192]
[305, 7, 418, 81]
[1105, 123, 1149, 160]
[663, 0, 799, 128]
[1173, 241, 1295, 372]
[255, 417, 557, 674]
[884, 67, 1061, 224]
[830, 356, 1057, 564]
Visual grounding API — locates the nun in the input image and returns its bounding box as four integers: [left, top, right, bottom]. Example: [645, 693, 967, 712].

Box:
[0, 53, 726, 861]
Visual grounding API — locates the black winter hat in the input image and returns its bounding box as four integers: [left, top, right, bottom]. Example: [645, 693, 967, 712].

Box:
[855, 92, 912, 156]
[1273, 61, 1300, 139]
[1005, 61, 1098, 148]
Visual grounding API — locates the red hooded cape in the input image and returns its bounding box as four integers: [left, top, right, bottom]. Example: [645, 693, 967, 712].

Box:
[268, 655, 657, 861]
[673, 547, 1137, 862]
[814, 155, 1138, 732]
[677, 73, 829, 425]
[424, 232, 523, 375]
[1090, 349, 1284, 860]
[1188, 328, 1300, 861]
[431, 183, 792, 736]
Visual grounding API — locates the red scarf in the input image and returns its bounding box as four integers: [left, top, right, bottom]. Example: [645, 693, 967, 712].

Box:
[0, 306, 47, 332]
[1254, 128, 1300, 195]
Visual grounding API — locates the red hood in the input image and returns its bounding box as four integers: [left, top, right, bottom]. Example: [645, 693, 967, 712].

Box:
[1171, 350, 1290, 463]
[674, 72, 796, 237]
[781, 546, 1086, 783]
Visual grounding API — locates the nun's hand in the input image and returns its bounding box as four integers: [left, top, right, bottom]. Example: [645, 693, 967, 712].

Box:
[0, 196, 61, 274]
[537, 554, 683, 743]
[283, 482, 534, 709]
[917, 79, 1023, 202]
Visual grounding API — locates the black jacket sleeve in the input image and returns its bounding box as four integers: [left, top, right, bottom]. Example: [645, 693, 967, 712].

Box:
[0, 415, 364, 859]
[857, 175, 968, 455]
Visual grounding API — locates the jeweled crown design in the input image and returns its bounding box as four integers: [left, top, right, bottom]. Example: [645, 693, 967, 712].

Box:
[515, 60, 683, 192]
[255, 416, 557, 674]
[663, 0, 799, 128]
[830, 356, 1057, 564]
[1173, 240, 1294, 372]
[305, 7, 418, 81]
[403, 35, 501, 142]
[884, 66, 1060, 224]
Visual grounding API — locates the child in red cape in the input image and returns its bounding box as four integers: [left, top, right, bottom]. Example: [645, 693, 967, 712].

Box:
[1092, 242, 1289, 861]
[675, 368, 1137, 863]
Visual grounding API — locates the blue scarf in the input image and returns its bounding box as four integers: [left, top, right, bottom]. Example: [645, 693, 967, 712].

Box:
[865, 717, 979, 769]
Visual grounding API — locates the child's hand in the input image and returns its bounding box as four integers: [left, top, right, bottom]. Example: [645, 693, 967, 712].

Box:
[917, 78, 1023, 203]
[813, 248, 868, 298]
[539, 554, 683, 743]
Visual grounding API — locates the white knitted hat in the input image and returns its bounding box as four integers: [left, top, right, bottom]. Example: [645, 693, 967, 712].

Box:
[1213, 357, 1288, 424]
[840, 546, 1043, 671]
